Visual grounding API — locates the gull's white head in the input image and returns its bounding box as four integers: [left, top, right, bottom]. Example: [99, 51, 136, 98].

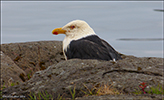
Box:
[52, 20, 96, 40]
[52, 20, 96, 60]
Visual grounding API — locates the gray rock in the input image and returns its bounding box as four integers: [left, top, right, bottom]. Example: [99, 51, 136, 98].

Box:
[2, 55, 163, 99]
[0, 51, 26, 88]
[75, 94, 162, 100]
[1, 41, 65, 81]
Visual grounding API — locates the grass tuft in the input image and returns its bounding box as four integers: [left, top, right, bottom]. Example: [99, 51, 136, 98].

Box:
[134, 84, 164, 95]
[81, 83, 121, 97]
[97, 83, 121, 95]
[69, 86, 76, 100]
[147, 84, 164, 95]
[57, 94, 65, 100]
[28, 91, 53, 100]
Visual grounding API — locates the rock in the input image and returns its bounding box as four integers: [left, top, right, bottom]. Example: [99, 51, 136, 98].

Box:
[1, 41, 65, 81]
[2, 56, 163, 99]
[75, 94, 162, 100]
[0, 51, 26, 88]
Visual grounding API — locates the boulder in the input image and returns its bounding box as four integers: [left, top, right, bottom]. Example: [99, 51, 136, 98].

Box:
[1, 41, 65, 81]
[2, 55, 163, 99]
[0, 51, 26, 88]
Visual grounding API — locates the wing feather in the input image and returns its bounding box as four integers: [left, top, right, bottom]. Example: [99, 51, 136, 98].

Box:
[65, 35, 121, 61]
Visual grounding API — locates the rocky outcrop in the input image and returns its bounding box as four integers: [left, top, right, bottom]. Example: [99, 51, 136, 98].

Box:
[2, 56, 163, 99]
[1, 51, 26, 88]
[1, 41, 163, 100]
[1, 41, 65, 81]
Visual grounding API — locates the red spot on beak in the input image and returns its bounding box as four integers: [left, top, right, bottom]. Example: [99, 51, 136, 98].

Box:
[53, 32, 58, 35]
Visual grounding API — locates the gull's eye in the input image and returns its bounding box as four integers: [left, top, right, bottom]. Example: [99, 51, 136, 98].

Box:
[70, 25, 75, 29]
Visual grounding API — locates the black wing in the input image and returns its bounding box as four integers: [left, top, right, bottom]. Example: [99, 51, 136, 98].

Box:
[65, 35, 121, 61]
[101, 39, 122, 60]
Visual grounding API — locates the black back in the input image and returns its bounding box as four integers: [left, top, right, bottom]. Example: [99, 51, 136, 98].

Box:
[65, 35, 122, 61]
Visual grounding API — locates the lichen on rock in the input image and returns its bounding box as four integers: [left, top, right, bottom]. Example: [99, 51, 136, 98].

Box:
[1, 41, 163, 100]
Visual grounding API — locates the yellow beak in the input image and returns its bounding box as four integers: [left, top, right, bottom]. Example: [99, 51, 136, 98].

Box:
[52, 27, 66, 35]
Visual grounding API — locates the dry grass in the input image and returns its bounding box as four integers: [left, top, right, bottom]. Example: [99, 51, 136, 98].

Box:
[81, 83, 122, 97]
[97, 83, 121, 96]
